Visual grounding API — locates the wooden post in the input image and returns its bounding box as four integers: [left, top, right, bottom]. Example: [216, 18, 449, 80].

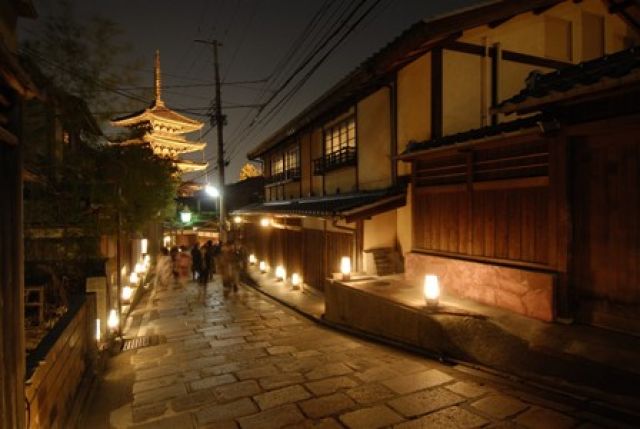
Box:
[0, 95, 26, 429]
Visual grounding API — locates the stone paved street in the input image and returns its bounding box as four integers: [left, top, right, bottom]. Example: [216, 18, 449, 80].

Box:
[84, 280, 629, 428]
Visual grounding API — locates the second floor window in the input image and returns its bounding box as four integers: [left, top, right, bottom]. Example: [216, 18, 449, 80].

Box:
[324, 117, 355, 155]
[271, 155, 284, 175]
[286, 146, 299, 171]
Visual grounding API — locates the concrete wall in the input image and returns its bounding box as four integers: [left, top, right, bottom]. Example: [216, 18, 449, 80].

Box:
[357, 88, 392, 191]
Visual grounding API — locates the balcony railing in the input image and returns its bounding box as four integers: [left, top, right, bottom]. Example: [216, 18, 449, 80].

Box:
[267, 166, 301, 184]
[313, 146, 357, 175]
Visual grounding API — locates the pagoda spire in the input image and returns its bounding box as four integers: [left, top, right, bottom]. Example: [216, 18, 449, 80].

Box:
[154, 49, 164, 106]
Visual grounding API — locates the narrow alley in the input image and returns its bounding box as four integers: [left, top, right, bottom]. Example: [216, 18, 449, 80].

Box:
[83, 280, 626, 429]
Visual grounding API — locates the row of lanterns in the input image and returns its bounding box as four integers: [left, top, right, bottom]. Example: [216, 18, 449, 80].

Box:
[249, 253, 304, 289]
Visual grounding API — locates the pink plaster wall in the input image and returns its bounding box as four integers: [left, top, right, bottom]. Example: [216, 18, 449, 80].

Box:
[405, 252, 555, 321]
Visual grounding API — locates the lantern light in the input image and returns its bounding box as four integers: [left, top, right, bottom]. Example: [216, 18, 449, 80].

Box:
[259, 261, 267, 273]
[122, 285, 132, 302]
[233, 216, 243, 224]
[129, 272, 139, 284]
[260, 218, 270, 228]
[143, 254, 151, 265]
[107, 309, 119, 331]
[141, 238, 148, 255]
[163, 236, 171, 247]
[248, 254, 257, 265]
[275, 265, 286, 281]
[340, 257, 351, 281]
[423, 274, 440, 306]
[135, 262, 145, 274]
[96, 319, 101, 342]
[291, 273, 302, 290]
[180, 207, 192, 224]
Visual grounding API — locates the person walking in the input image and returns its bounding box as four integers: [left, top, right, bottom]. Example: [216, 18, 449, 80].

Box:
[191, 243, 202, 281]
[176, 246, 191, 287]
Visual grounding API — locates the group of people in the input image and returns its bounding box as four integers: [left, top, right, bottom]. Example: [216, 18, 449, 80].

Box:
[155, 240, 247, 303]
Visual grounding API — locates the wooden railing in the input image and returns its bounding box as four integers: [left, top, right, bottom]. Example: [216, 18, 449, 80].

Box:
[313, 146, 357, 175]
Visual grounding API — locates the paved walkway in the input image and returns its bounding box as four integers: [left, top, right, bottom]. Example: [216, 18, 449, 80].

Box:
[84, 278, 631, 429]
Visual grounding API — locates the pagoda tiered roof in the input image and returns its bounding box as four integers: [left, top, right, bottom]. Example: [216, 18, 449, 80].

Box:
[110, 50, 207, 173]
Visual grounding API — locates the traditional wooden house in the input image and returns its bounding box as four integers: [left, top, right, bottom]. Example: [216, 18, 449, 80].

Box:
[0, 1, 38, 426]
[238, 0, 639, 304]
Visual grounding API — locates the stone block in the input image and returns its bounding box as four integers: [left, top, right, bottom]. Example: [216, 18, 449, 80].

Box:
[195, 397, 258, 425]
[445, 381, 491, 398]
[214, 380, 261, 402]
[306, 363, 353, 381]
[339, 405, 404, 429]
[300, 393, 356, 419]
[305, 376, 360, 396]
[259, 373, 306, 390]
[346, 383, 395, 404]
[383, 369, 453, 394]
[394, 405, 488, 428]
[236, 365, 281, 380]
[129, 413, 195, 429]
[254, 384, 311, 410]
[387, 387, 464, 417]
[189, 373, 236, 391]
[237, 404, 305, 429]
[471, 394, 529, 419]
[515, 407, 576, 429]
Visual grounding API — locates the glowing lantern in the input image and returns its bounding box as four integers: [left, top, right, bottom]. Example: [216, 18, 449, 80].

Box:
[141, 238, 148, 254]
[180, 207, 192, 223]
[233, 216, 242, 224]
[259, 261, 267, 273]
[122, 285, 132, 302]
[423, 274, 440, 306]
[135, 262, 145, 274]
[248, 254, 257, 265]
[260, 218, 270, 227]
[340, 256, 351, 281]
[291, 273, 302, 290]
[275, 265, 286, 281]
[129, 272, 139, 284]
[107, 309, 119, 331]
[96, 319, 101, 342]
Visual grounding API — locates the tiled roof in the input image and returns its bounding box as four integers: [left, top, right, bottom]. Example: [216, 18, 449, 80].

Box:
[400, 114, 545, 157]
[496, 46, 640, 114]
[233, 187, 405, 221]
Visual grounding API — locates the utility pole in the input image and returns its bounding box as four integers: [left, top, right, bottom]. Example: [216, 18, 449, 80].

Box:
[195, 39, 226, 240]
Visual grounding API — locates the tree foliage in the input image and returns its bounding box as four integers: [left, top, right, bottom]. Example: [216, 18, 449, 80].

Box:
[239, 162, 263, 181]
[21, 0, 147, 123]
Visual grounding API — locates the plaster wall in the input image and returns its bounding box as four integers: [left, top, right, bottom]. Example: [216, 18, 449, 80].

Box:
[396, 53, 431, 176]
[324, 167, 356, 195]
[310, 128, 323, 196]
[300, 133, 312, 197]
[363, 210, 396, 251]
[283, 181, 300, 200]
[443, 50, 484, 135]
[357, 88, 392, 191]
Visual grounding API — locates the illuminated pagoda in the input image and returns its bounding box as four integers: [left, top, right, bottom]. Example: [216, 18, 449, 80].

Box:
[111, 50, 207, 173]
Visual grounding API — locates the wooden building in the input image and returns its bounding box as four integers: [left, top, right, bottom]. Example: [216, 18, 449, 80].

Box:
[0, 1, 38, 427]
[238, 0, 640, 330]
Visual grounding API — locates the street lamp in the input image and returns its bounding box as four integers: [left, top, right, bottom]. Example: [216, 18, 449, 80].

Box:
[205, 184, 220, 198]
[180, 206, 192, 223]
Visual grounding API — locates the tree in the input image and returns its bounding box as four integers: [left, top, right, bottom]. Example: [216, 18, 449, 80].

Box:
[21, 0, 146, 123]
[239, 162, 263, 181]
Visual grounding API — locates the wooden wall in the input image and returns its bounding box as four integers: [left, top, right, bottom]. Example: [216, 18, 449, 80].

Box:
[245, 222, 354, 290]
[25, 294, 96, 429]
[571, 132, 640, 331]
[412, 138, 552, 267]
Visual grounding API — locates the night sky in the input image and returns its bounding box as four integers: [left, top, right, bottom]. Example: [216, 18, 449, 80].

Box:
[23, 0, 477, 184]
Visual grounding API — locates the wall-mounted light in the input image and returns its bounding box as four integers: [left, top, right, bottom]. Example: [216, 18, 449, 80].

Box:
[248, 254, 257, 265]
[423, 274, 440, 307]
[122, 285, 132, 302]
[291, 273, 302, 290]
[107, 309, 119, 331]
[340, 256, 351, 281]
[260, 218, 270, 228]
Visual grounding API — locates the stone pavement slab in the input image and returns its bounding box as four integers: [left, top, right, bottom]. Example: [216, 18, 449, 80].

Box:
[339, 405, 405, 428]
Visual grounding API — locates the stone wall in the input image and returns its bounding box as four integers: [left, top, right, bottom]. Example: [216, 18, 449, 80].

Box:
[405, 252, 555, 321]
[25, 294, 97, 429]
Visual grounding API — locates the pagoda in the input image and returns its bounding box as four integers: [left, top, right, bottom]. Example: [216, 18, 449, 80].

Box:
[111, 51, 207, 173]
